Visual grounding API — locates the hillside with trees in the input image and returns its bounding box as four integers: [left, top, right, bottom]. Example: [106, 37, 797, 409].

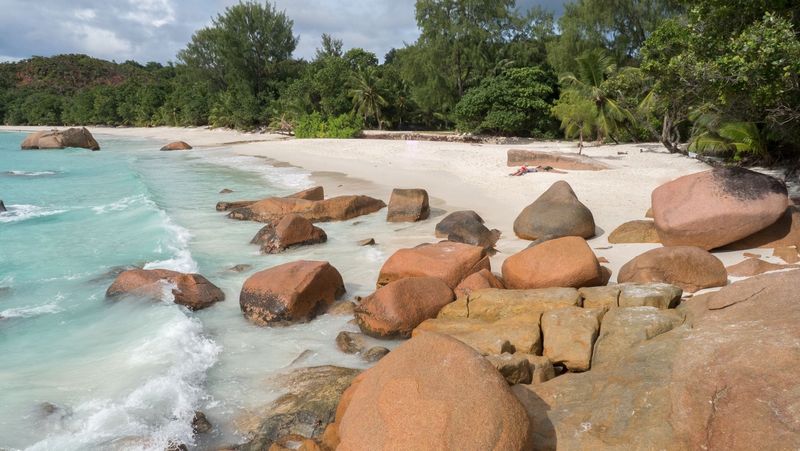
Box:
[0, 0, 798, 163]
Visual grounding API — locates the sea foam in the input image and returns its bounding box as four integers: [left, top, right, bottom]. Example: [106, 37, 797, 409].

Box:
[0, 204, 66, 223]
[27, 312, 220, 451]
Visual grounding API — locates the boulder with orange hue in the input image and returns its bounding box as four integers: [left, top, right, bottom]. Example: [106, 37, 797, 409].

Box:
[618, 246, 727, 293]
[355, 277, 454, 338]
[607, 220, 660, 244]
[160, 141, 192, 151]
[21, 127, 100, 150]
[774, 246, 800, 264]
[502, 236, 604, 289]
[216, 186, 324, 212]
[335, 332, 531, 450]
[721, 206, 800, 250]
[726, 258, 799, 277]
[228, 195, 385, 223]
[106, 268, 224, 310]
[652, 168, 788, 250]
[386, 188, 430, 222]
[239, 261, 345, 325]
[377, 241, 489, 289]
[250, 214, 327, 254]
[454, 269, 505, 298]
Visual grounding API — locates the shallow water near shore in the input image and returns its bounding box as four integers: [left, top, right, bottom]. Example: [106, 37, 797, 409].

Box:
[0, 132, 409, 449]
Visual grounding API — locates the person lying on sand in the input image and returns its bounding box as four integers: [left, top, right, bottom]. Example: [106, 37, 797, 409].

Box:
[509, 165, 567, 176]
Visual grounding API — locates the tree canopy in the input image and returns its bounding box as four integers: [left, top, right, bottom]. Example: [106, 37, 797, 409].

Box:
[0, 0, 797, 161]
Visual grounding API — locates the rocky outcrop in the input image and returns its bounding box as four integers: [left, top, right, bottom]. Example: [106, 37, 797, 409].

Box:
[239, 261, 345, 325]
[216, 200, 256, 212]
[618, 283, 682, 309]
[721, 206, 800, 250]
[454, 268, 505, 298]
[416, 287, 581, 356]
[618, 246, 727, 293]
[355, 277, 454, 338]
[607, 220, 660, 243]
[652, 168, 789, 249]
[21, 127, 100, 150]
[160, 141, 192, 151]
[541, 307, 604, 372]
[0, 200, 5, 212]
[332, 332, 531, 450]
[774, 246, 800, 263]
[105, 269, 224, 310]
[516, 271, 800, 450]
[289, 186, 325, 201]
[228, 195, 385, 223]
[215, 187, 324, 212]
[238, 366, 359, 450]
[250, 214, 327, 254]
[386, 188, 430, 222]
[725, 257, 799, 277]
[377, 241, 489, 289]
[434, 210, 500, 250]
[486, 353, 533, 385]
[591, 306, 685, 367]
[507, 149, 610, 171]
[502, 236, 604, 289]
[513, 181, 595, 241]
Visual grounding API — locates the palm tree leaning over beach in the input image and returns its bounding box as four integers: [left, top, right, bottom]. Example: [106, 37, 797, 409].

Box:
[349, 68, 388, 130]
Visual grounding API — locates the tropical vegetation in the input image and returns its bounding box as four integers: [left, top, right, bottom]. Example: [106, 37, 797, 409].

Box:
[0, 0, 797, 163]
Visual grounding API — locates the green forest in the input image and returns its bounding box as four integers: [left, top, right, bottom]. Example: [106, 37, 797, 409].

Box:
[1, 0, 798, 163]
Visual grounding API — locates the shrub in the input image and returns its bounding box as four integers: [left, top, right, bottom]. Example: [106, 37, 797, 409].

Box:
[295, 112, 363, 139]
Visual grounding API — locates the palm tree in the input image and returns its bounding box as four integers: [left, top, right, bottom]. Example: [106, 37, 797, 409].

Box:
[552, 91, 597, 154]
[348, 68, 388, 130]
[559, 49, 632, 143]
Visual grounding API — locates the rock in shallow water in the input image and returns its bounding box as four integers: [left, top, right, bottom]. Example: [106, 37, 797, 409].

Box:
[239, 260, 345, 326]
[238, 366, 360, 450]
[21, 127, 100, 150]
[250, 214, 327, 254]
[105, 269, 224, 310]
[160, 141, 192, 151]
[228, 195, 385, 223]
[386, 188, 430, 222]
[0, 200, 5, 212]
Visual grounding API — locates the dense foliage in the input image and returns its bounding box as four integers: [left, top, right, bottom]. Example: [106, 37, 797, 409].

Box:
[0, 0, 798, 160]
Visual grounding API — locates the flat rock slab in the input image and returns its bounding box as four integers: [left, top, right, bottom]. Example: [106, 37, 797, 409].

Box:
[507, 149, 610, 171]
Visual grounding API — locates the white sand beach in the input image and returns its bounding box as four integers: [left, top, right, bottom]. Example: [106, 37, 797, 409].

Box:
[3, 124, 780, 287]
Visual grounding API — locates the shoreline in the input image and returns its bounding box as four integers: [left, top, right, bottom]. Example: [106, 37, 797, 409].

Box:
[1, 125, 776, 279]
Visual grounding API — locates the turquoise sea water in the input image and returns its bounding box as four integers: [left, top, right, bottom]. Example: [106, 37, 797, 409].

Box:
[0, 132, 390, 450]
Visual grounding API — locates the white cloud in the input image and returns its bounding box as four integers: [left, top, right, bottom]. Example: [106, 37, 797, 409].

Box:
[73, 25, 133, 59]
[74, 8, 97, 21]
[123, 0, 176, 28]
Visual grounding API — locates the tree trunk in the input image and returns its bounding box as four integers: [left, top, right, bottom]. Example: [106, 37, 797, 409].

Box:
[660, 113, 685, 154]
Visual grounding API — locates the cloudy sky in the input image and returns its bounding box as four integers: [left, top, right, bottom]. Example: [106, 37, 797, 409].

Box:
[0, 0, 566, 64]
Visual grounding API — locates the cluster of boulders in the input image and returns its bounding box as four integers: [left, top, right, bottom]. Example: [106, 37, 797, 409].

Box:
[21, 127, 100, 151]
[100, 160, 800, 450]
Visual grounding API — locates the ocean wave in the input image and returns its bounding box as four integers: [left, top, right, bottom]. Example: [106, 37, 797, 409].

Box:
[26, 313, 221, 451]
[4, 170, 58, 177]
[0, 204, 66, 223]
[0, 303, 62, 319]
[92, 194, 148, 215]
[202, 154, 313, 190]
[143, 211, 198, 274]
